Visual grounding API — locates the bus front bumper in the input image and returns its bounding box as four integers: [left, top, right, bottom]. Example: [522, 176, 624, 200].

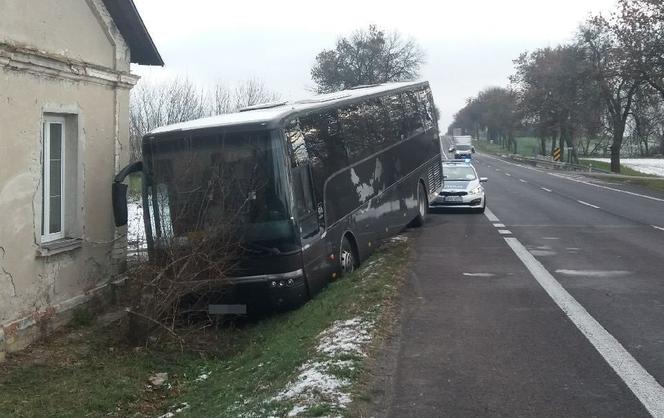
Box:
[208, 269, 308, 314]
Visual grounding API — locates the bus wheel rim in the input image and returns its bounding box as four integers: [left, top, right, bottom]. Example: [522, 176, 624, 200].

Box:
[341, 250, 354, 273]
[419, 187, 426, 216]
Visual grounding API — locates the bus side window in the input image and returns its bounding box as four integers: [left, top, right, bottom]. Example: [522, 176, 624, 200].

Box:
[402, 91, 423, 136]
[381, 93, 404, 143]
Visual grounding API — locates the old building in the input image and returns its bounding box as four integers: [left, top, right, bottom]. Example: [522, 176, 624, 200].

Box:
[0, 0, 162, 358]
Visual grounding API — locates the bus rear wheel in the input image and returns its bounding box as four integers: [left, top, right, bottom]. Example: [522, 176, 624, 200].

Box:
[340, 236, 357, 276]
[411, 183, 427, 227]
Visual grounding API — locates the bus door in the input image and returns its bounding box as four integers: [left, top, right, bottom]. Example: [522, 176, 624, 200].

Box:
[292, 163, 329, 295]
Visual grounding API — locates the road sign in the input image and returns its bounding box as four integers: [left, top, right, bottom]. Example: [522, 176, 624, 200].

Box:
[553, 147, 561, 161]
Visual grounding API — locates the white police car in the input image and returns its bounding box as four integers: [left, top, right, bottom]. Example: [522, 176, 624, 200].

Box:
[431, 160, 487, 213]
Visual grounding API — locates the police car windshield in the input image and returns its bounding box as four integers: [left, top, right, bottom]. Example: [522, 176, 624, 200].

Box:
[444, 166, 477, 181]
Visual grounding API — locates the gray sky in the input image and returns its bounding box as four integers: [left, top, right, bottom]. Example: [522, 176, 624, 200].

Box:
[132, 0, 616, 129]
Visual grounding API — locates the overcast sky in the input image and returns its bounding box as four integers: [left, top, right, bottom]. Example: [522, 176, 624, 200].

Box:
[132, 0, 616, 128]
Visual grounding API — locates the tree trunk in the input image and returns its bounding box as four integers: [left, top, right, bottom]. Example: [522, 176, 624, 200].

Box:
[551, 135, 556, 156]
[610, 118, 626, 173]
[610, 143, 621, 173]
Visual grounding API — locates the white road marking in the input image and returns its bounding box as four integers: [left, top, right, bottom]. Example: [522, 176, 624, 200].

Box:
[496, 168, 501, 172]
[484, 207, 500, 222]
[462, 273, 495, 277]
[519, 179, 527, 183]
[652, 225, 664, 232]
[578, 200, 600, 209]
[493, 223, 505, 228]
[542, 237, 560, 240]
[548, 172, 664, 203]
[498, 229, 512, 235]
[541, 187, 552, 192]
[505, 173, 512, 177]
[504, 237, 664, 416]
[555, 269, 631, 278]
[529, 249, 556, 256]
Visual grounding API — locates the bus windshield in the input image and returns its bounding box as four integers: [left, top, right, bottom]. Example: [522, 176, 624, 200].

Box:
[143, 128, 298, 254]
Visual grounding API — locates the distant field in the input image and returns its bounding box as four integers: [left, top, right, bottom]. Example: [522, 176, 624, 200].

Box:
[585, 158, 664, 177]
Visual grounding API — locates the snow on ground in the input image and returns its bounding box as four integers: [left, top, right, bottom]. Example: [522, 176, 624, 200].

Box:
[271, 316, 375, 417]
[587, 158, 664, 177]
[127, 200, 147, 252]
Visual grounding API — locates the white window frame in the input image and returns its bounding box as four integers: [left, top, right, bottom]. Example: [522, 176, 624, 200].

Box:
[42, 116, 66, 242]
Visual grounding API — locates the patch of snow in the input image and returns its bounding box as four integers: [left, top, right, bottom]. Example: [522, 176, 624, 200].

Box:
[158, 402, 190, 418]
[195, 370, 211, 382]
[587, 158, 664, 177]
[270, 316, 375, 417]
[316, 317, 373, 357]
[127, 200, 147, 252]
[389, 235, 408, 243]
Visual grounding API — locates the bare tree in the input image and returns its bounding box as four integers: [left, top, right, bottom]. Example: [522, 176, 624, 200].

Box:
[130, 77, 281, 161]
[311, 25, 425, 93]
[580, 15, 644, 172]
[211, 78, 281, 115]
[129, 78, 209, 161]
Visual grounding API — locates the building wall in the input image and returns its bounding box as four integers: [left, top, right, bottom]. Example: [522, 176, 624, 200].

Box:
[0, 0, 117, 69]
[0, 0, 136, 352]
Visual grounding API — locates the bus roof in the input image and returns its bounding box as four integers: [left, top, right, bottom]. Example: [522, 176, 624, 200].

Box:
[147, 81, 429, 136]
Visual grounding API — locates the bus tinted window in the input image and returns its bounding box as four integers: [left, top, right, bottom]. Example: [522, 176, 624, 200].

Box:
[402, 91, 423, 135]
[417, 88, 435, 131]
[380, 93, 405, 143]
[299, 109, 348, 202]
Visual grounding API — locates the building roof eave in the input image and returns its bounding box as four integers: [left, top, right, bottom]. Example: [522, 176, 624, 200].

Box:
[101, 0, 163, 66]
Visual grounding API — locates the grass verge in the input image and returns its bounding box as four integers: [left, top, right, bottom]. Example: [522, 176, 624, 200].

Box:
[473, 139, 507, 156]
[0, 238, 410, 418]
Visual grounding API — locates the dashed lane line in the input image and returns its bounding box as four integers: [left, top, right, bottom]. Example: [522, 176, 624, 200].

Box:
[498, 229, 512, 235]
[504, 237, 664, 417]
[578, 200, 600, 209]
[652, 225, 664, 232]
[484, 207, 500, 223]
[493, 223, 505, 228]
[505, 173, 512, 177]
[541, 187, 552, 192]
[519, 179, 527, 183]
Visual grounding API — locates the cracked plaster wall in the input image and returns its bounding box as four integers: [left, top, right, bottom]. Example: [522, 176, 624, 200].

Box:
[0, 0, 132, 327]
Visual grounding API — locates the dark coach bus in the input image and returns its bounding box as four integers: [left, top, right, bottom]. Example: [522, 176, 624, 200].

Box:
[113, 81, 442, 312]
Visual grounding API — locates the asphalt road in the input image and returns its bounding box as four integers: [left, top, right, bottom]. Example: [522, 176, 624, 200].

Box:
[372, 141, 664, 417]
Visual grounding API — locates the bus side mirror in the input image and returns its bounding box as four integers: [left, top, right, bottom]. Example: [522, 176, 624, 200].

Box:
[112, 161, 143, 227]
[112, 182, 128, 227]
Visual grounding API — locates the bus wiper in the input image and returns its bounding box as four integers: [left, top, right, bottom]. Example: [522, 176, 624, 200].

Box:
[240, 242, 281, 256]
